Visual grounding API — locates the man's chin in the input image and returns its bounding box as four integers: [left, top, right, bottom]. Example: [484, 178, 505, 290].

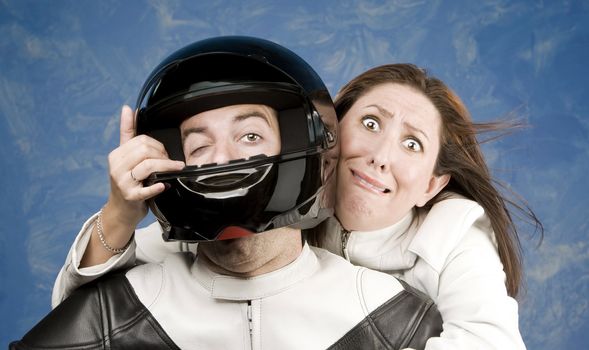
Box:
[202, 235, 259, 259]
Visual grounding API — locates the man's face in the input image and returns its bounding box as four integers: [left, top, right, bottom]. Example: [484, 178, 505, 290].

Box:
[180, 104, 281, 166]
[181, 104, 302, 276]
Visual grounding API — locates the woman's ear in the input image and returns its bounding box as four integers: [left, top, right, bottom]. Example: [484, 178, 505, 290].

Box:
[416, 174, 450, 207]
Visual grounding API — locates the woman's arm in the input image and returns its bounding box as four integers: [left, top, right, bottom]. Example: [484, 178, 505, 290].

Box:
[51, 105, 185, 307]
[51, 216, 193, 308]
[79, 105, 184, 267]
[51, 213, 137, 308]
[424, 221, 526, 350]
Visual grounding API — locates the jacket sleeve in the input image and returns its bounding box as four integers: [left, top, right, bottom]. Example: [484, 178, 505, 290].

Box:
[399, 280, 445, 349]
[12, 271, 180, 350]
[424, 220, 526, 350]
[51, 213, 181, 308]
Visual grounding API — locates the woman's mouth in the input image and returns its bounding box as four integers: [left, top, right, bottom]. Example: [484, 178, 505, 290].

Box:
[351, 170, 391, 194]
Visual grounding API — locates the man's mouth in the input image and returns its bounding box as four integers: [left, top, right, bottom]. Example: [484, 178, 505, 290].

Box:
[351, 170, 391, 194]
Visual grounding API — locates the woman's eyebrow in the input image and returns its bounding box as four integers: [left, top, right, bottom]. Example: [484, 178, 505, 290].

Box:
[404, 122, 429, 141]
[367, 104, 429, 141]
[368, 104, 394, 119]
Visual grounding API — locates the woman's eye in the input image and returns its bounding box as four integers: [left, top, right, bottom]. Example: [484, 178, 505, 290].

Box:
[361, 117, 380, 132]
[402, 138, 422, 152]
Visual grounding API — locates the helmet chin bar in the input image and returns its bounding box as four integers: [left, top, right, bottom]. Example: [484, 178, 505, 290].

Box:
[177, 164, 273, 199]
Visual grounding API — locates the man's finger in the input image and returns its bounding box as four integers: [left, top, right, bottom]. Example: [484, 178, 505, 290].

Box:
[119, 105, 136, 145]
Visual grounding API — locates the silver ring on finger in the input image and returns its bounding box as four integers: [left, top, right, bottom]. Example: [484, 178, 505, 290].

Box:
[130, 169, 139, 182]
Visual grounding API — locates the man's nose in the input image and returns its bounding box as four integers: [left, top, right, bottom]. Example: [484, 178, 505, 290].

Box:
[210, 142, 239, 165]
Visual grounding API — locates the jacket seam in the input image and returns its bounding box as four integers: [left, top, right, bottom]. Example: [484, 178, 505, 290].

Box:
[356, 268, 394, 349]
[107, 277, 180, 349]
[395, 279, 439, 348]
[98, 282, 110, 348]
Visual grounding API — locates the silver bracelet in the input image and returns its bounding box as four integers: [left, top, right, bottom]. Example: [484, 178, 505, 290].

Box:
[96, 207, 131, 254]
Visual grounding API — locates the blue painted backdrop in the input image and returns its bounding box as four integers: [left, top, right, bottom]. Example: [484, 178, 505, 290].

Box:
[1, 1, 588, 348]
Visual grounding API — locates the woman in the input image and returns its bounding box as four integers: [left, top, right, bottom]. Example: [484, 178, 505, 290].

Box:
[314, 64, 542, 348]
[53, 64, 540, 349]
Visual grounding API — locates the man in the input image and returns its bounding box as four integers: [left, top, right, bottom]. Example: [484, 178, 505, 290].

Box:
[12, 36, 441, 349]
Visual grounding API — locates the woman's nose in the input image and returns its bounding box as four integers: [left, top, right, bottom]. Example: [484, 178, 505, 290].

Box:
[368, 139, 396, 172]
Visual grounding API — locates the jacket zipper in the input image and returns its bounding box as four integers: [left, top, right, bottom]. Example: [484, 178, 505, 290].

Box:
[247, 300, 253, 349]
[341, 228, 351, 261]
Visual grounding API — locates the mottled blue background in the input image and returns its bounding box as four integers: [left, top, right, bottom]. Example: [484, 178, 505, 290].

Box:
[1, 1, 588, 348]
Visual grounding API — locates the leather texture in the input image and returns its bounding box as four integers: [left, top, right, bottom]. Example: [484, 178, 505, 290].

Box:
[10, 272, 179, 350]
[12, 271, 440, 350]
[328, 279, 442, 350]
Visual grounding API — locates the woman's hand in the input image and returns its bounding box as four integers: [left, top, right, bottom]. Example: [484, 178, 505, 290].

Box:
[80, 105, 184, 267]
[105, 105, 184, 228]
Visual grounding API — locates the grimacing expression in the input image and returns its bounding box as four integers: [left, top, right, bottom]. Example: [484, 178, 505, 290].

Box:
[335, 83, 450, 231]
[180, 104, 281, 166]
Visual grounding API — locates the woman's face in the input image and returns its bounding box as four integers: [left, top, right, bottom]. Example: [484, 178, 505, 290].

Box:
[335, 83, 449, 231]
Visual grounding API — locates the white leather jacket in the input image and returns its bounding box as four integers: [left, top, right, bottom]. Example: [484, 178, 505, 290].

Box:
[28, 235, 443, 349]
[52, 194, 523, 349]
[322, 195, 526, 350]
[120, 244, 438, 349]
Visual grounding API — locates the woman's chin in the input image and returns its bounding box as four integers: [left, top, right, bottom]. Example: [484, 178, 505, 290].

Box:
[335, 197, 375, 230]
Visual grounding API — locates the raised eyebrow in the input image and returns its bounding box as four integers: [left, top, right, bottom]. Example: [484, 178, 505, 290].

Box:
[367, 104, 429, 141]
[181, 110, 273, 140]
[233, 110, 274, 126]
[404, 122, 429, 141]
[368, 104, 394, 119]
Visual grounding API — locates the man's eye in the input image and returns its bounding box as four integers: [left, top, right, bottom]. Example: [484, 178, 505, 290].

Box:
[188, 145, 207, 156]
[242, 133, 261, 143]
[361, 117, 380, 132]
[402, 138, 422, 152]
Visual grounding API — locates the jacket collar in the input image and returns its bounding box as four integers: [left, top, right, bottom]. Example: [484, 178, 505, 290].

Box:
[190, 243, 319, 300]
[407, 197, 484, 273]
[326, 195, 485, 274]
[326, 212, 418, 272]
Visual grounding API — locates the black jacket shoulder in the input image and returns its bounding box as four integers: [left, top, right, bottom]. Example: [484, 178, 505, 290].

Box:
[10, 271, 179, 350]
[328, 279, 443, 350]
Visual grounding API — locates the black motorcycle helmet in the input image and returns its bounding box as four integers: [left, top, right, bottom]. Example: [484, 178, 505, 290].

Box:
[136, 36, 338, 242]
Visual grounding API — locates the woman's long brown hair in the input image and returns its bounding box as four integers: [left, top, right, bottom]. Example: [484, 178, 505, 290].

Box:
[333, 63, 543, 297]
